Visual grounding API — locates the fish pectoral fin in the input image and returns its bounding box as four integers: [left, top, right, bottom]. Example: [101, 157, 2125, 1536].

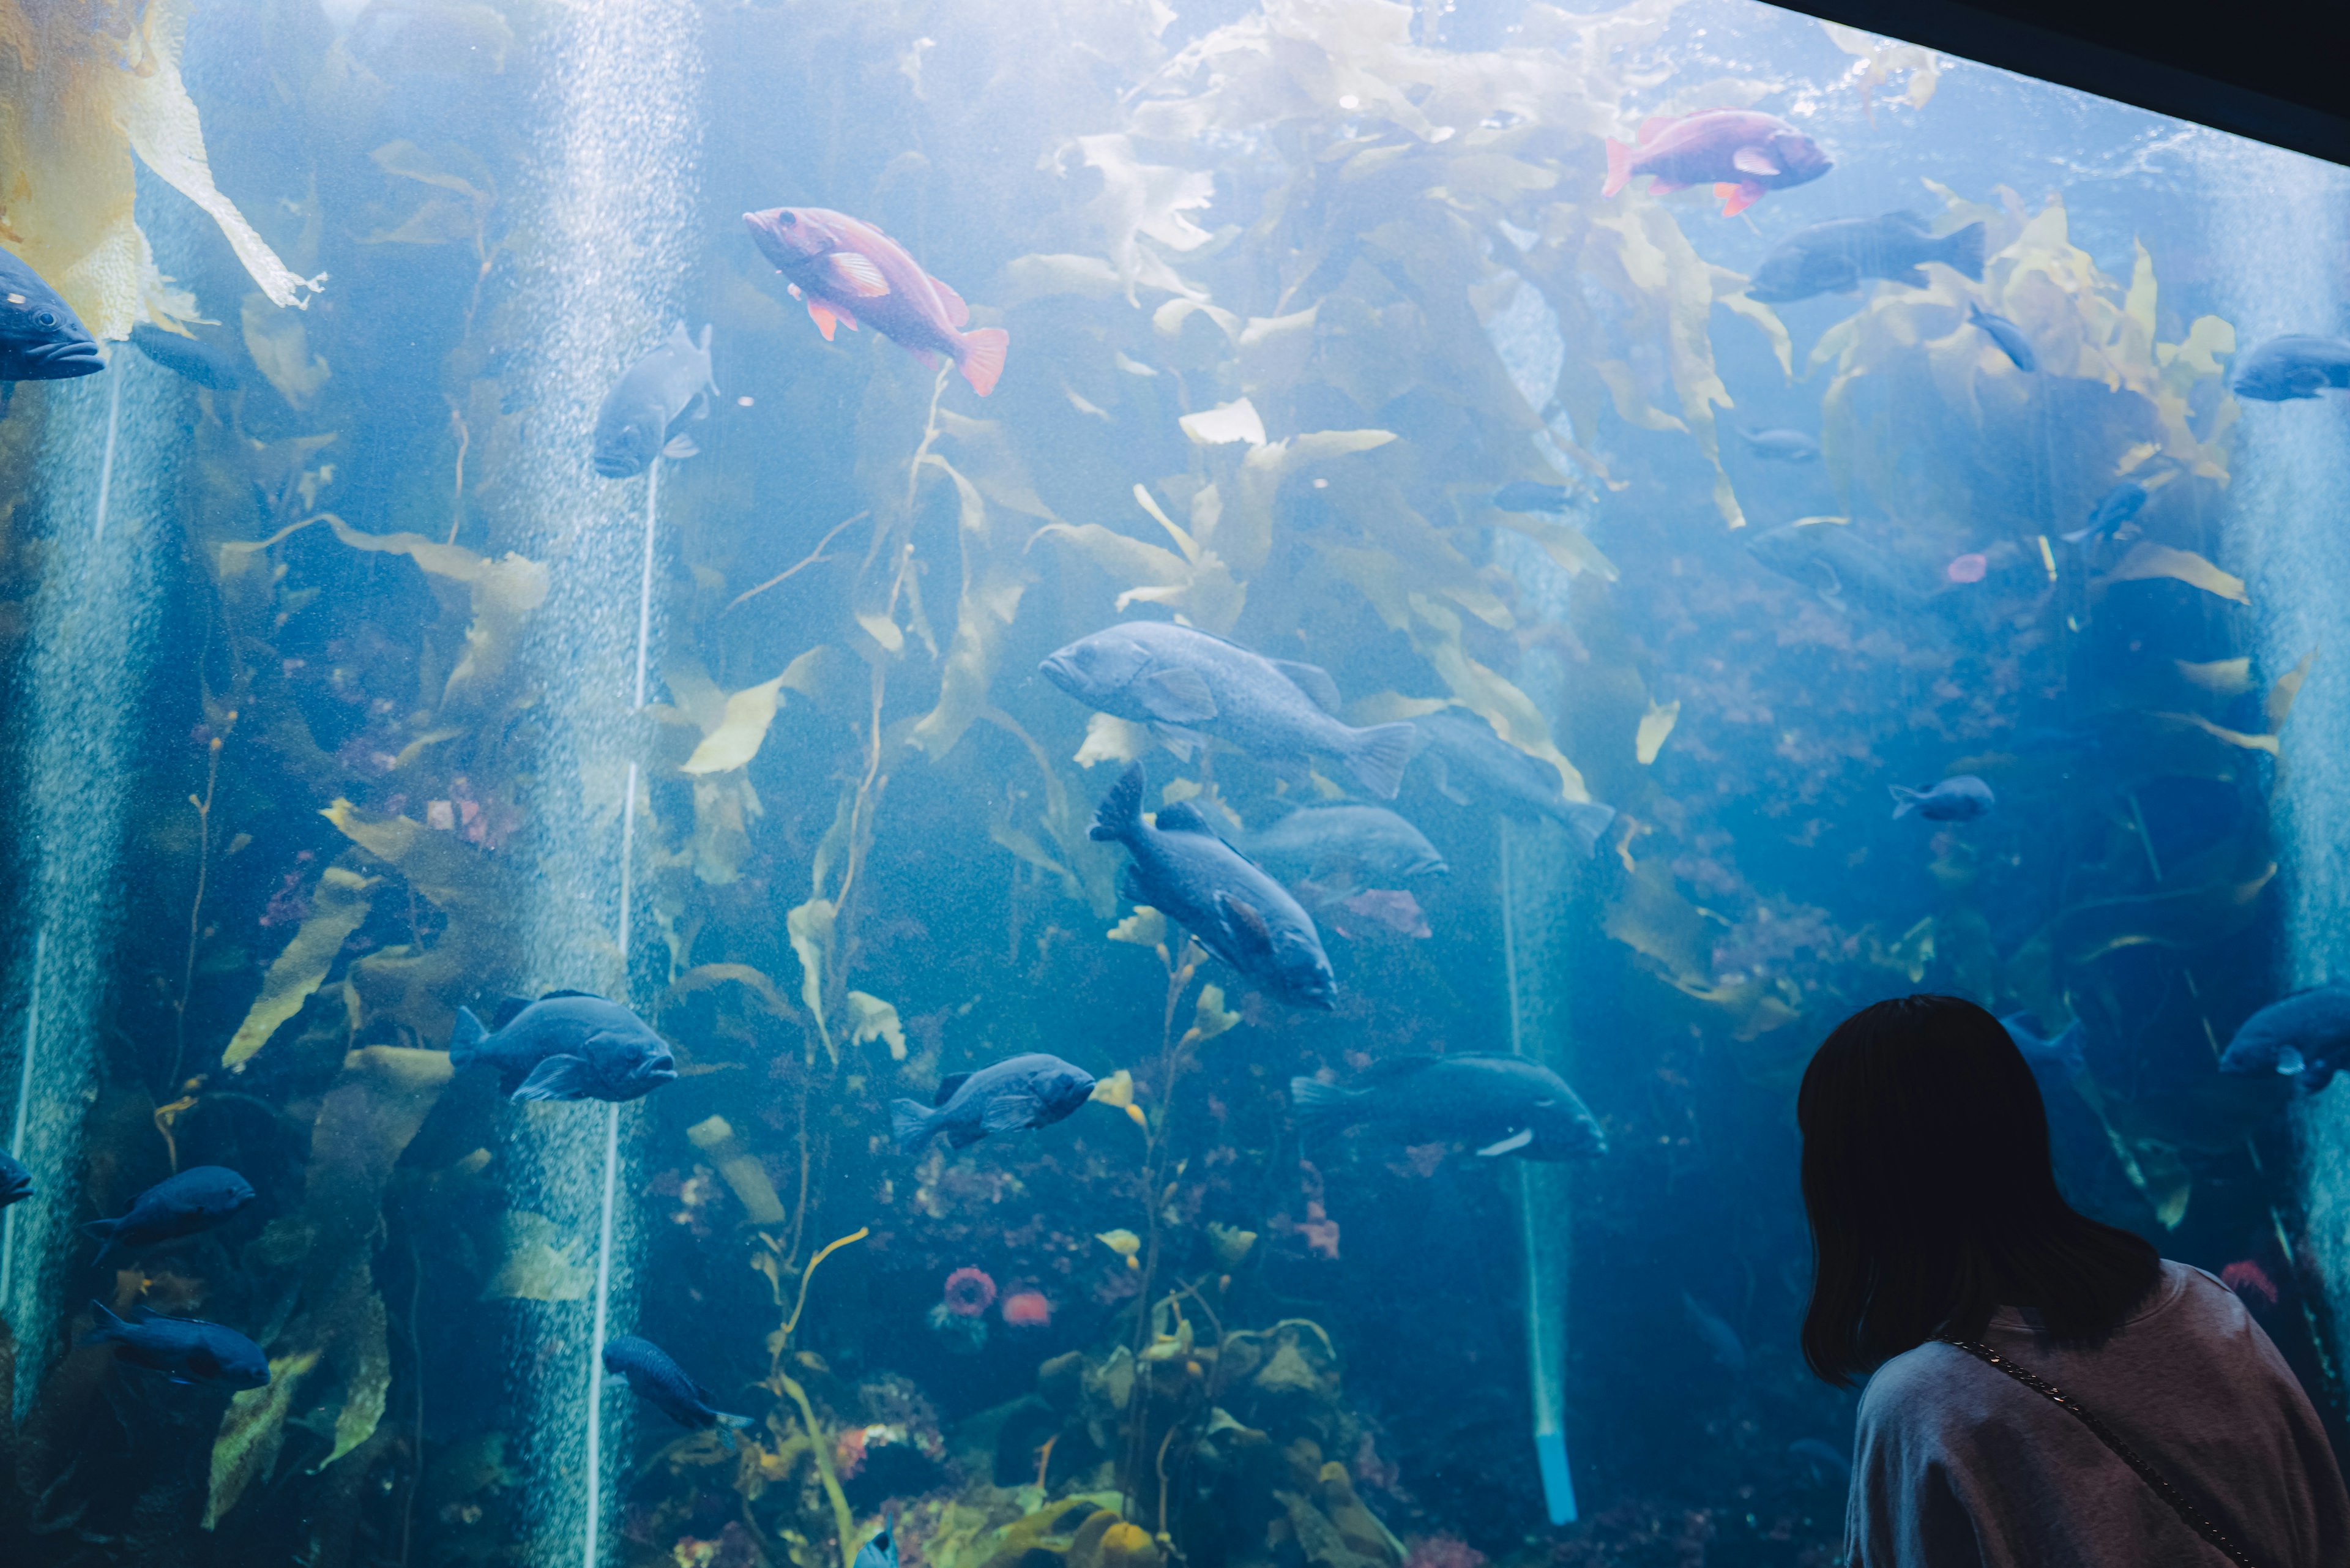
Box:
[1149, 722, 1206, 760]
[1217, 892, 1275, 955]
[1475, 1129, 1535, 1157]
[947, 1122, 989, 1148]
[1138, 666, 1218, 723]
[603, 1372, 630, 1392]
[1731, 146, 1781, 177]
[830, 250, 892, 297]
[662, 434, 701, 460]
[980, 1093, 1042, 1133]
[807, 298, 860, 340]
[510, 1055, 594, 1102]
[2278, 1046, 2307, 1075]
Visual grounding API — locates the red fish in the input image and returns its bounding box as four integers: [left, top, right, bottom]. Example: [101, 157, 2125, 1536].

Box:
[743, 206, 1009, 396]
[1602, 110, 1831, 218]
[2220, 1259, 2279, 1307]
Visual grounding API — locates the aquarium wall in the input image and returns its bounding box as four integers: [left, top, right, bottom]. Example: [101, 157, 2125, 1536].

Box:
[0, 1, 2345, 1565]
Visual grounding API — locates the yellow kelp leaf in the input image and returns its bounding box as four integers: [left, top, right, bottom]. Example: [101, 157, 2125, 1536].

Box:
[318, 1288, 390, 1471]
[1108, 907, 1168, 950]
[242, 294, 329, 408]
[786, 898, 837, 1059]
[1097, 1228, 1142, 1267]
[1635, 700, 1680, 765]
[2054, 862, 2277, 967]
[1821, 20, 1940, 114]
[2098, 543, 2247, 605]
[1217, 429, 1395, 578]
[1075, 712, 1152, 767]
[1052, 132, 1214, 302]
[2161, 315, 2236, 378]
[998, 252, 1127, 305]
[1179, 984, 1241, 1050]
[1090, 1069, 1149, 1127]
[2174, 657, 2253, 695]
[1032, 522, 1188, 595]
[2269, 650, 2316, 733]
[222, 866, 376, 1070]
[1712, 266, 1793, 379]
[686, 1114, 789, 1226]
[844, 991, 907, 1060]
[682, 649, 834, 775]
[204, 1350, 322, 1529]
[480, 1212, 591, 1302]
[1603, 859, 1712, 986]
[1407, 594, 1591, 801]
[1348, 692, 1457, 725]
[911, 454, 1032, 761]
[2148, 713, 2277, 755]
[668, 963, 796, 1019]
[1181, 398, 1267, 446]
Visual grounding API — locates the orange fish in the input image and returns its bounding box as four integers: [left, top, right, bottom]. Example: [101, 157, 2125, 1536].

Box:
[743, 206, 1008, 396]
[1602, 110, 1830, 218]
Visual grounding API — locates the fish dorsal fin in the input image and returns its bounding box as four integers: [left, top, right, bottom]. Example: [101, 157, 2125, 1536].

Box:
[1883, 210, 1928, 232]
[1268, 658, 1342, 714]
[934, 1072, 974, 1107]
[1731, 146, 1781, 177]
[1153, 802, 1215, 835]
[665, 321, 693, 352]
[540, 989, 604, 1003]
[830, 251, 891, 298]
[1636, 114, 1680, 143]
[930, 274, 970, 329]
[490, 995, 537, 1031]
[1359, 1054, 1441, 1081]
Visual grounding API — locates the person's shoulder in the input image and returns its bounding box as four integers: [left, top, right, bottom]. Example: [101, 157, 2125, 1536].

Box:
[1857, 1338, 1977, 1425]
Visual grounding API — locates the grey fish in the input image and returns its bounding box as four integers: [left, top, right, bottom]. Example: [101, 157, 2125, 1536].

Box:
[2060, 480, 2148, 546]
[1889, 775, 1994, 822]
[1041, 621, 1416, 799]
[129, 323, 244, 389]
[1967, 302, 2037, 372]
[83, 1301, 269, 1389]
[1745, 214, 1986, 303]
[2220, 986, 2350, 1092]
[1408, 712, 1616, 853]
[890, 1052, 1098, 1153]
[855, 1509, 898, 1568]
[1289, 1054, 1605, 1161]
[83, 1165, 255, 1266]
[1788, 1437, 1851, 1482]
[1999, 1012, 2086, 1077]
[1238, 804, 1448, 882]
[1491, 480, 1573, 513]
[1734, 427, 1821, 462]
[0, 1149, 29, 1209]
[449, 990, 677, 1103]
[2231, 335, 2350, 402]
[1682, 1291, 1746, 1373]
[602, 1334, 755, 1448]
[1747, 521, 1930, 614]
[1090, 763, 1337, 1009]
[0, 249, 103, 397]
[592, 322, 715, 479]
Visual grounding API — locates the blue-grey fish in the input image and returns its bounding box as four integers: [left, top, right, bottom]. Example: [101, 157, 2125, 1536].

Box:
[1041, 621, 1416, 799]
[0, 1150, 29, 1209]
[129, 323, 243, 389]
[1967, 303, 2037, 373]
[1490, 480, 1572, 513]
[1734, 427, 1821, 462]
[1999, 1012, 2086, 1077]
[1890, 775, 1993, 821]
[592, 323, 715, 479]
[1238, 804, 1448, 883]
[449, 991, 677, 1103]
[1788, 1437, 1851, 1483]
[2061, 480, 2148, 546]
[1289, 1054, 1605, 1161]
[2231, 335, 2350, 402]
[1090, 763, 1337, 1008]
[2220, 987, 2350, 1092]
[0, 249, 102, 416]
[1682, 1293, 1745, 1372]
[602, 1334, 755, 1447]
[83, 1301, 269, 1389]
[1745, 214, 1985, 303]
[855, 1509, 898, 1568]
[890, 1053, 1099, 1153]
[1747, 520, 1933, 614]
[1409, 712, 1616, 853]
[83, 1165, 255, 1266]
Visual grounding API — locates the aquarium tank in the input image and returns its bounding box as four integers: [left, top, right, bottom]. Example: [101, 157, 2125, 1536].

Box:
[0, 0, 2346, 1562]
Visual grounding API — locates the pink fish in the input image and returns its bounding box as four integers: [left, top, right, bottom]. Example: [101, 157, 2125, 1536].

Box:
[1946, 552, 1988, 584]
[743, 206, 1009, 397]
[1602, 110, 1831, 218]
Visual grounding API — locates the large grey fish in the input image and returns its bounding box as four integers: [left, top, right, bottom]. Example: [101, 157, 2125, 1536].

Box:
[602, 1335, 755, 1448]
[83, 1165, 255, 1266]
[1682, 1292, 1747, 1373]
[1746, 520, 1931, 614]
[592, 323, 715, 479]
[449, 991, 677, 1102]
[0, 248, 103, 414]
[1238, 804, 1447, 883]
[1889, 775, 1994, 822]
[1745, 214, 1985, 304]
[0, 1149, 32, 1209]
[1408, 712, 1616, 853]
[1734, 427, 1821, 462]
[1289, 1054, 1605, 1161]
[2221, 987, 2350, 1092]
[1090, 763, 1337, 1008]
[83, 1302, 270, 1389]
[1999, 1012, 2086, 1077]
[890, 1053, 1098, 1153]
[130, 323, 244, 389]
[2231, 335, 2350, 402]
[1040, 621, 1416, 799]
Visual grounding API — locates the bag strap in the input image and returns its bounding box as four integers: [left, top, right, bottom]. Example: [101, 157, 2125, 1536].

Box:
[1941, 1337, 2259, 1568]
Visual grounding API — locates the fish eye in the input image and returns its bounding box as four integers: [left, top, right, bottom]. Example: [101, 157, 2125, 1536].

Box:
[35, 311, 54, 327]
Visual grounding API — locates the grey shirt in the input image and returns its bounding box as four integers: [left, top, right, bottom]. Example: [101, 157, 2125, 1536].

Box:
[1849, 1261, 2349, 1567]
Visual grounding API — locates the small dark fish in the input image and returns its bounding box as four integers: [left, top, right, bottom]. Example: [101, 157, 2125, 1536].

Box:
[602, 1335, 755, 1447]
[2231, 335, 2350, 402]
[0, 249, 103, 392]
[890, 1053, 1097, 1153]
[1090, 764, 1337, 1008]
[1239, 804, 1448, 883]
[1682, 1292, 1745, 1372]
[1889, 775, 1994, 822]
[83, 1165, 255, 1266]
[2220, 986, 2350, 1092]
[1602, 109, 1831, 217]
[449, 991, 677, 1103]
[0, 1149, 31, 1208]
[1733, 427, 1821, 462]
[855, 1509, 898, 1568]
[129, 323, 243, 389]
[1289, 1054, 1605, 1161]
[1041, 621, 1416, 799]
[82, 1301, 269, 1389]
[1491, 480, 1572, 513]
[1967, 302, 2037, 373]
[593, 323, 715, 479]
[1409, 712, 1616, 853]
[1746, 520, 1931, 614]
[1999, 1012, 2086, 1077]
[1746, 214, 1985, 304]
[2060, 480, 2147, 546]
[1788, 1437, 1851, 1483]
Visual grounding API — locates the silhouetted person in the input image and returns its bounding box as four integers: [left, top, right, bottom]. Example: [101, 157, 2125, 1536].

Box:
[1799, 994, 2348, 1566]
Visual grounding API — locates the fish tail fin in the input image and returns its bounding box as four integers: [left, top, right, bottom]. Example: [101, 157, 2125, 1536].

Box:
[1563, 801, 1618, 856]
[1089, 762, 1146, 843]
[2050, 1020, 2088, 1075]
[958, 328, 1009, 397]
[890, 1099, 937, 1154]
[81, 1218, 119, 1267]
[1602, 137, 1633, 198]
[1889, 785, 1919, 819]
[1940, 221, 1987, 281]
[1346, 722, 1417, 800]
[81, 1299, 125, 1345]
[449, 1006, 488, 1067]
[715, 1413, 755, 1449]
[1288, 1076, 1361, 1137]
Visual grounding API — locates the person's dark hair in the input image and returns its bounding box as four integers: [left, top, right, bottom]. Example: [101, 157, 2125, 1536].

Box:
[1798, 994, 2159, 1384]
